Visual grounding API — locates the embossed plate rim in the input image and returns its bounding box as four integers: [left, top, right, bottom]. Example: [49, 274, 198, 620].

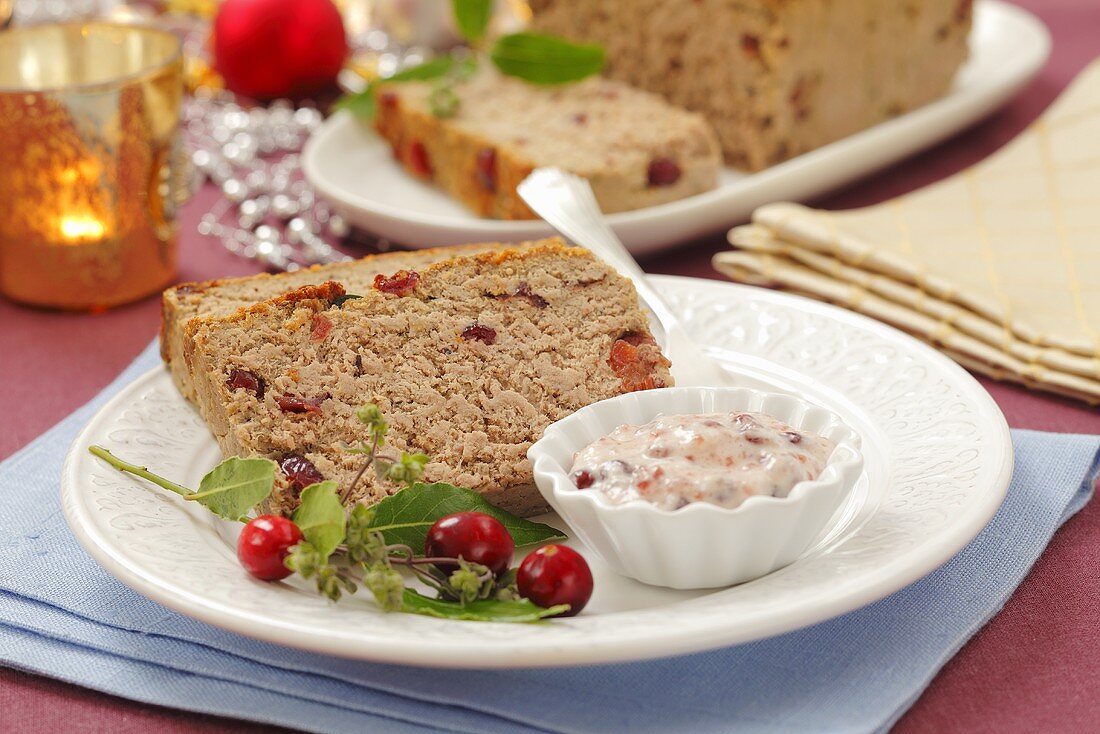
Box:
[61, 277, 1013, 668]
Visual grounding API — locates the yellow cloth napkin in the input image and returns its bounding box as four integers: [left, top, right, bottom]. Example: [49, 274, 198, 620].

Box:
[716, 59, 1100, 405]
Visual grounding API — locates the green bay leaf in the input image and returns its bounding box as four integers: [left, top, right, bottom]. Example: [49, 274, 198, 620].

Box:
[401, 589, 567, 622]
[452, 0, 494, 43]
[334, 56, 461, 120]
[332, 87, 376, 118]
[490, 32, 604, 85]
[366, 482, 565, 551]
[186, 457, 275, 522]
[387, 55, 462, 82]
[293, 481, 347, 558]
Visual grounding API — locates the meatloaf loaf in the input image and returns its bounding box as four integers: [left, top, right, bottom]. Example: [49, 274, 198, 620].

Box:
[182, 240, 673, 517]
[372, 69, 721, 219]
[529, 0, 972, 170]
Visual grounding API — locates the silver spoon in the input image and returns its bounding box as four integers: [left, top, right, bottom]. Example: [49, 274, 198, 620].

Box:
[518, 167, 732, 387]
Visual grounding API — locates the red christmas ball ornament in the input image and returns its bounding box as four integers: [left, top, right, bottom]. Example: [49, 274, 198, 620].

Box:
[213, 0, 349, 100]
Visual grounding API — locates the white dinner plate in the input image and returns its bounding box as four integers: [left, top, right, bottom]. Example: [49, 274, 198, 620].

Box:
[303, 0, 1049, 254]
[62, 276, 1013, 668]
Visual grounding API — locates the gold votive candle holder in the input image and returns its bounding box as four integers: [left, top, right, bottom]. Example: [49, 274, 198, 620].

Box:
[0, 23, 187, 310]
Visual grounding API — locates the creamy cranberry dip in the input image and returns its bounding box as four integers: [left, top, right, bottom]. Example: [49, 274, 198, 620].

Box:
[569, 412, 836, 510]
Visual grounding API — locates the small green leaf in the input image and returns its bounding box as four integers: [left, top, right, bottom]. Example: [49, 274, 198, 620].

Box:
[402, 589, 567, 622]
[452, 0, 494, 43]
[185, 457, 275, 522]
[448, 559, 494, 605]
[490, 32, 605, 85]
[385, 452, 430, 488]
[345, 506, 390, 566]
[493, 567, 521, 601]
[388, 55, 463, 83]
[333, 88, 376, 118]
[315, 564, 357, 602]
[284, 541, 325, 578]
[334, 56, 461, 120]
[292, 481, 346, 558]
[366, 482, 566, 550]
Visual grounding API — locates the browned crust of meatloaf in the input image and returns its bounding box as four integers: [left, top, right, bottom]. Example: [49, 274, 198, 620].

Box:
[185, 240, 672, 518]
[162, 241, 534, 403]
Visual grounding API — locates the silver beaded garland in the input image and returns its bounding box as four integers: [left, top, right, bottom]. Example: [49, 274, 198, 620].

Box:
[184, 91, 353, 271]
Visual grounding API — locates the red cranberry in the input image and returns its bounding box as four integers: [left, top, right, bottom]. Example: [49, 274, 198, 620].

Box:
[517, 544, 593, 616]
[275, 395, 326, 414]
[571, 470, 595, 489]
[461, 323, 497, 345]
[475, 147, 497, 192]
[571, 113, 587, 125]
[279, 454, 325, 492]
[425, 512, 515, 577]
[514, 282, 549, 308]
[647, 157, 682, 187]
[407, 140, 432, 177]
[226, 369, 264, 399]
[373, 270, 420, 296]
[609, 338, 638, 373]
[310, 313, 333, 341]
[790, 77, 811, 121]
[378, 91, 399, 110]
[237, 515, 303, 581]
[492, 283, 549, 308]
[783, 431, 802, 444]
[609, 335, 668, 392]
[741, 33, 761, 59]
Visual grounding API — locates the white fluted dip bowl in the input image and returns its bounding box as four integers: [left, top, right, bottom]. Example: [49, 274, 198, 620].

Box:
[528, 387, 863, 589]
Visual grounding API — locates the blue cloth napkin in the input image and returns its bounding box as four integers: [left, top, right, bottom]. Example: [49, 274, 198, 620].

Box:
[1, 342, 1097, 734]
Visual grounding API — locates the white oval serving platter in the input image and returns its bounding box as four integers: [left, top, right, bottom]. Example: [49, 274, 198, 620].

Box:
[303, 0, 1049, 254]
[62, 276, 1012, 668]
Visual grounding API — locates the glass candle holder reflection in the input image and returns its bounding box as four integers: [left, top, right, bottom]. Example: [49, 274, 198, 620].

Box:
[0, 23, 186, 310]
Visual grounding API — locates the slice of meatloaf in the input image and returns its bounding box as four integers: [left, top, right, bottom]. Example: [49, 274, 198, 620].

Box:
[163, 241, 522, 403]
[372, 69, 721, 219]
[184, 240, 673, 517]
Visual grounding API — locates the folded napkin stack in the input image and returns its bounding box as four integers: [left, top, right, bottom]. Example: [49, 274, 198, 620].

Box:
[0, 344, 1098, 733]
[717, 59, 1100, 405]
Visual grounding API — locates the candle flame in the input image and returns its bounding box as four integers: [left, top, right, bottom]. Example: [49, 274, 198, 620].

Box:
[59, 216, 106, 241]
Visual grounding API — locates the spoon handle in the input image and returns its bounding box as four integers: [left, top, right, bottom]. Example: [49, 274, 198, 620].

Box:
[518, 168, 730, 387]
[518, 169, 681, 323]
